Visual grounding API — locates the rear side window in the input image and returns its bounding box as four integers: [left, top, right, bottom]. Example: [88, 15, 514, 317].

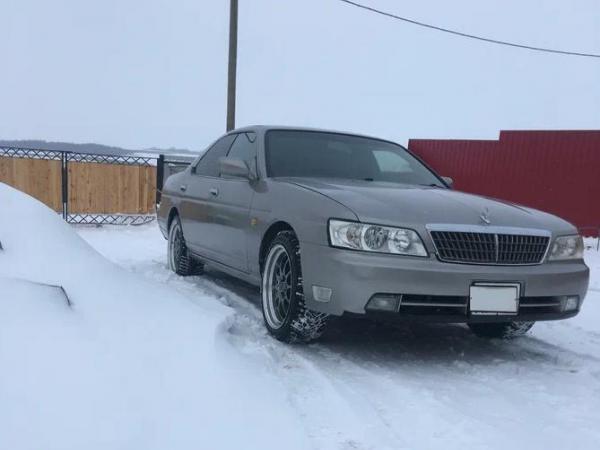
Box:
[227, 132, 257, 169]
[194, 135, 236, 177]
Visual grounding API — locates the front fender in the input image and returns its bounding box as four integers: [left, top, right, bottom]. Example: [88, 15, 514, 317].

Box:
[247, 180, 357, 276]
[157, 171, 187, 239]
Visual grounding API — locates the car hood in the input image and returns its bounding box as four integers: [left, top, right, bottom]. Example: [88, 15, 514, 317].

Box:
[280, 177, 575, 233]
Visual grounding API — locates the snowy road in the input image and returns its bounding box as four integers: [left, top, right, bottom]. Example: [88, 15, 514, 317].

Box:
[79, 224, 600, 450]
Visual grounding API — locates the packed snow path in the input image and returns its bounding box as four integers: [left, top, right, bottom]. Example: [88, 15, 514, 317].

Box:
[79, 224, 600, 450]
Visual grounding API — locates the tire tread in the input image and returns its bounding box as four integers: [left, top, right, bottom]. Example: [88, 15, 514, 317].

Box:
[169, 216, 203, 276]
[263, 230, 329, 344]
[468, 321, 535, 339]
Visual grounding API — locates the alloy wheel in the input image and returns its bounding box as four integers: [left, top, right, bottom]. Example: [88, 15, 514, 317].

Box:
[169, 220, 184, 271]
[263, 244, 293, 329]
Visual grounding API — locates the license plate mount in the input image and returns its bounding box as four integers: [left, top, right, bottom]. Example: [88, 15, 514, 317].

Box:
[469, 283, 520, 315]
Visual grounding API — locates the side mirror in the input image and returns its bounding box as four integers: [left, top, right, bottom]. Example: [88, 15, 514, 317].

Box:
[442, 176, 454, 188]
[219, 157, 255, 180]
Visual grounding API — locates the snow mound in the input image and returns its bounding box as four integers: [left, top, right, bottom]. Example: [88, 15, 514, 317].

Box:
[584, 238, 600, 291]
[0, 183, 306, 450]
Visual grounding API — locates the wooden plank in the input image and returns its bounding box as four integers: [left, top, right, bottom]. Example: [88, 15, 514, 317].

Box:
[0, 156, 62, 211]
[67, 162, 156, 214]
[143, 166, 157, 213]
[139, 166, 151, 214]
[120, 165, 139, 213]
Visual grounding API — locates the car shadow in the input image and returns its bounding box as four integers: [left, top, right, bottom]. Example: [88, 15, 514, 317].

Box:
[202, 267, 572, 368]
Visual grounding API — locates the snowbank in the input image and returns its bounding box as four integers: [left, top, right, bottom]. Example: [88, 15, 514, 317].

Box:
[584, 238, 599, 291]
[0, 183, 306, 450]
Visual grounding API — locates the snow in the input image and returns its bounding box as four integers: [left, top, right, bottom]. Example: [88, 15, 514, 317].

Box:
[0, 183, 306, 450]
[78, 225, 600, 450]
[2, 182, 600, 450]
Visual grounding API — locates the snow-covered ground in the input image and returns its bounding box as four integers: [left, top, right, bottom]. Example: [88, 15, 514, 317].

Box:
[2, 183, 599, 450]
[77, 226, 600, 450]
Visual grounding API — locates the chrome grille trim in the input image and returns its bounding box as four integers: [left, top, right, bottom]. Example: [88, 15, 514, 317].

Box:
[519, 302, 561, 308]
[400, 302, 467, 308]
[426, 224, 551, 266]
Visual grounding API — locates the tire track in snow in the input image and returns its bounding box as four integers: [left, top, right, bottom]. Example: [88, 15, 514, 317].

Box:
[309, 329, 600, 448]
[178, 271, 406, 450]
[130, 263, 498, 450]
[129, 263, 401, 449]
[153, 269, 514, 448]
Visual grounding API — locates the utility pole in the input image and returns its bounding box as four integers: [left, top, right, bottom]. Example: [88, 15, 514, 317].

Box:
[226, 0, 238, 132]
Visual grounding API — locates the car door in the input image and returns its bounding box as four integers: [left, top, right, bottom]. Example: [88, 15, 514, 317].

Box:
[179, 134, 236, 262]
[207, 131, 258, 272]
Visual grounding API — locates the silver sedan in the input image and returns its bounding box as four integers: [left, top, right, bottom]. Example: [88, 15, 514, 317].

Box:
[158, 126, 589, 343]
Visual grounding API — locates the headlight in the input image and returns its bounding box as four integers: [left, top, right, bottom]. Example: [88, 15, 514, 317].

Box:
[548, 235, 584, 261]
[328, 220, 428, 257]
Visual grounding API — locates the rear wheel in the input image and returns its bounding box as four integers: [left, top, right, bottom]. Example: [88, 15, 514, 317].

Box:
[261, 231, 329, 343]
[168, 215, 202, 276]
[468, 321, 535, 339]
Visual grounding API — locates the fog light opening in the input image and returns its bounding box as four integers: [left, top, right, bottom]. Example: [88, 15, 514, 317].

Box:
[366, 294, 401, 312]
[563, 296, 579, 312]
[312, 285, 333, 303]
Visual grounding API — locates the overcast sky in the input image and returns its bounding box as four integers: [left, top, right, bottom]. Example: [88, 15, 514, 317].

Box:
[1, 0, 599, 150]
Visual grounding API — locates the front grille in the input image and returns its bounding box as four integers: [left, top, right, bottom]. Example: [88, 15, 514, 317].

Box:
[430, 231, 549, 265]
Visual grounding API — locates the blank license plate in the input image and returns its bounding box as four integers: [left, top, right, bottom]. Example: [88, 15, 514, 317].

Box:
[470, 284, 519, 315]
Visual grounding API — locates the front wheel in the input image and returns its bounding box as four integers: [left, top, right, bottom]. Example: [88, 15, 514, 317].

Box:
[468, 321, 535, 339]
[261, 231, 329, 343]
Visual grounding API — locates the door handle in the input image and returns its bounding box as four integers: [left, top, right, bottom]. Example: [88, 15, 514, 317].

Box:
[209, 187, 219, 197]
[180, 184, 187, 192]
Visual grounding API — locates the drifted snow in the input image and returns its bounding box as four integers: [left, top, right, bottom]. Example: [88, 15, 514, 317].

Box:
[0, 183, 306, 450]
[1, 182, 600, 450]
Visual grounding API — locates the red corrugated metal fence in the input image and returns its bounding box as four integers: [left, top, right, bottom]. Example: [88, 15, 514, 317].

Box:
[409, 130, 600, 237]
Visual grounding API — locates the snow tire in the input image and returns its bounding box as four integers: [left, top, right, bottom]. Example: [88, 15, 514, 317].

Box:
[261, 230, 329, 344]
[468, 321, 535, 339]
[168, 215, 203, 276]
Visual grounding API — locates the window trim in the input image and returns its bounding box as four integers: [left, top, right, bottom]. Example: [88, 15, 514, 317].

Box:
[192, 134, 236, 179]
[226, 132, 257, 159]
[222, 131, 258, 180]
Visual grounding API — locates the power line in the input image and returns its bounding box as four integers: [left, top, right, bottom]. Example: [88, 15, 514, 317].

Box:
[337, 0, 600, 59]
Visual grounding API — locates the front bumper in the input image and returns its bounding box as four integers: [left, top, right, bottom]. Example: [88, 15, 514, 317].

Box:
[300, 242, 590, 322]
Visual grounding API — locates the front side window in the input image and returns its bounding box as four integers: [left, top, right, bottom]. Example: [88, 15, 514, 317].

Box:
[227, 132, 257, 166]
[265, 130, 444, 186]
[194, 134, 236, 177]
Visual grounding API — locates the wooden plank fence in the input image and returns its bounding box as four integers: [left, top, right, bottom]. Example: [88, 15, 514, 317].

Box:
[0, 156, 63, 211]
[68, 162, 156, 214]
[0, 147, 159, 224]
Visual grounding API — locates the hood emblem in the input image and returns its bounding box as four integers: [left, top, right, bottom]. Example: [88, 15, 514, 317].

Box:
[480, 207, 491, 225]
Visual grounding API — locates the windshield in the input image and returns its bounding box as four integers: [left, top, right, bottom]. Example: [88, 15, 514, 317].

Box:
[265, 130, 444, 186]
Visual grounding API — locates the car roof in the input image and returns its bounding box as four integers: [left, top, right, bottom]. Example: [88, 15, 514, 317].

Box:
[226, 125, 398, 144]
